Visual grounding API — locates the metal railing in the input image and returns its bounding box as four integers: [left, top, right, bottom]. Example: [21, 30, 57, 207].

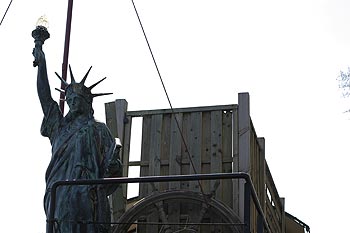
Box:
[48, 172, 271, 233]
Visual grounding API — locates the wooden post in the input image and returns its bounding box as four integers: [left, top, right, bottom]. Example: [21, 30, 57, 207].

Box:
[257, 137, 266, 214]
[105, 99, 128, 222]
[232, 107, 240, 213]
[238, 92, 251, 222]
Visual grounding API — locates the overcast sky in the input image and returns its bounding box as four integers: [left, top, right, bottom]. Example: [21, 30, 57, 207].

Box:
[1, 1, 350, 232]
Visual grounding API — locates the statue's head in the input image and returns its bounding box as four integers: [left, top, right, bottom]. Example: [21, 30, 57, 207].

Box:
[55, 65, 112, 117]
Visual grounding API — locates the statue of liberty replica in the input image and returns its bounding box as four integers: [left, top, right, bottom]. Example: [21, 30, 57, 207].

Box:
[32, 24, 122, 233]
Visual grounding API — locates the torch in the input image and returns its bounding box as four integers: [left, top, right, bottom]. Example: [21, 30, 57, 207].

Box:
[32, 16, 50, 67]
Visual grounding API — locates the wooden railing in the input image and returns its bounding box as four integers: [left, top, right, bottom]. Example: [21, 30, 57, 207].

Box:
[265, 163, 285, 233]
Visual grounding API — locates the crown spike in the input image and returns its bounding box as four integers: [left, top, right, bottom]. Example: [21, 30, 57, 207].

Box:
[55, 88, 66, 94]
[92, 93, 113, 98]
[88, 77, 107, 90]
[81, 66, 92, 85]
[69, 65, 76, 84]
[55, 72, 68, 87]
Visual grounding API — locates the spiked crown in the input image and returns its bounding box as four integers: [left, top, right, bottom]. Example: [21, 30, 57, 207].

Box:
[55, 65, 112, 104]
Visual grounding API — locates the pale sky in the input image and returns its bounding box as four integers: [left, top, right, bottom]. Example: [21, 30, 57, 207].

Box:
[1, 1, 350, 232]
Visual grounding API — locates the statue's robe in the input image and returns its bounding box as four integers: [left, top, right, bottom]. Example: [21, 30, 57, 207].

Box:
[41, 102, 122, 233]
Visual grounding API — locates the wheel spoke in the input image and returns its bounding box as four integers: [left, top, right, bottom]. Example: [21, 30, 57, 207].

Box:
[154, 201, 172, 233]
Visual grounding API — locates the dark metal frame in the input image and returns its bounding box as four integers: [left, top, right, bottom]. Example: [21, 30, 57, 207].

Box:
[47, 172, 271, 233]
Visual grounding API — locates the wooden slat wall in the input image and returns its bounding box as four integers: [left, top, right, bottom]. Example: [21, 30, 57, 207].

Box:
[133, 106, 238, 209]
[106, 94, 287, 233]
[123, 106, 238, 233]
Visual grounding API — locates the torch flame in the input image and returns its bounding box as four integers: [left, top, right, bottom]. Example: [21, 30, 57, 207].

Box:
[36, 15, 49, 29]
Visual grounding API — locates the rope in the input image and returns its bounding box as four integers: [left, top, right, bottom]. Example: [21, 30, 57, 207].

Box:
[131, 0, 208, 197]
[0, 0, 13, 26]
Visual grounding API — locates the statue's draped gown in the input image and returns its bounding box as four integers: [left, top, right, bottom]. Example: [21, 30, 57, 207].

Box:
[41, 102, 122, 233]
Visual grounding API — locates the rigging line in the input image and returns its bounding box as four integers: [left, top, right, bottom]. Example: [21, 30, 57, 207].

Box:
[0, 0, 13, 26]
[131, 0, 209, 196]
[131, 0, 173, 110]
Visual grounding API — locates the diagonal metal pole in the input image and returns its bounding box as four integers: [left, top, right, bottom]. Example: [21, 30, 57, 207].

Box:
[0, 0, 13, 26]
[59, 0, 74, 114]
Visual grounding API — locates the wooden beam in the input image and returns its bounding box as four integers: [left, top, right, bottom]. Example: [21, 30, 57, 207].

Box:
[238, 92, 251, 222]
[105, 99, 128, 222]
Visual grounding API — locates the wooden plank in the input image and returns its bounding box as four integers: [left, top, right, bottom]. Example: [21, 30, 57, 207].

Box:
[209, 110, 223, 232]
[249, 127, 261, 232]
[160, 114, 171, 191]
[160, 165, 169, 191]
[265, 175, 284, 233]
[250, 132, 258, 194]
[186, 112, 202, 226]
[128, 157, 233, 167]
[210, 110, 223, 201]
[168, 113, 182, 231]
[265, 163, 283, 214]
[169, 113, 183, 189]
[105, 101, 117, 136]
[127, 104, 237, 116]
[266, 200, 281, 233]
[257, 137, 266, 214]
[148, 114, 163, 191]
[201, 111, 211, 193]
[222, 110, 233, 209]
[189, 112, 202, 191]
[238, 92, 251, 222]
[232, 108, 240, 213]
[139, 115, 151, 198]
[114, 99, 128, 142]
[238, 92, 251, 172]
[181, 113, 191, 190]
[121, 116, 132, 178]
[109, 115, 132, 219]
[104, 99, 128, 221]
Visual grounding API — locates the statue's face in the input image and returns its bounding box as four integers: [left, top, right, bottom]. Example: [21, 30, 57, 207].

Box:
[66, 93, 89, 116]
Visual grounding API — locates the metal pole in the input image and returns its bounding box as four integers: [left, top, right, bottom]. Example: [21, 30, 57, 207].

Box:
[257, 213, 264, 233]
[46, 173, 271, 233]
[0, 0, 13, 26]
[59, 0, 74, 114]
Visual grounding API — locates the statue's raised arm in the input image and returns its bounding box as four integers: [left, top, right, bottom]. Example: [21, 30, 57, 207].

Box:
[32, 26, 56, 117]
[33, 47, 56, 115]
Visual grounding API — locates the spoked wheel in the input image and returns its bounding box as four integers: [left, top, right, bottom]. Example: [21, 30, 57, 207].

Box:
[113, 190, 242, 233]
